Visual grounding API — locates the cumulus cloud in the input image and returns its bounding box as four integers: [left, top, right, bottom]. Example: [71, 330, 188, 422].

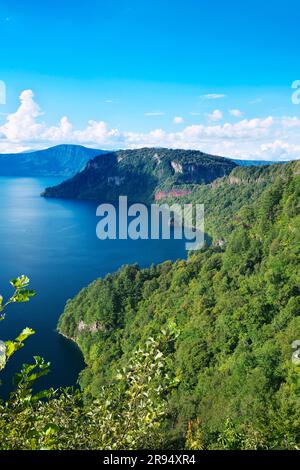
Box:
[206, 109, 223, 122]
[43, 116, 73, 141]
[0, 90, 44, 141]
[173, 116, 184, 124]
[259, 140, 300, 160]
[0, 89, 299, 161]
[229, 109, 243, 118]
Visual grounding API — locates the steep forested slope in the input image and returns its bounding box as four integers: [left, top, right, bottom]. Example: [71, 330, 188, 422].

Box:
[58, 160, 300, 448]
[159, 162, 291, 241]
[42, 148, 236, 203]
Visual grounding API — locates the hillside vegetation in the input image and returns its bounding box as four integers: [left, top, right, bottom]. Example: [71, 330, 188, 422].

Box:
[58, 160, 300, 449]
[159, 161, 291, 241]
[0, 278, 177, 450]
[42, 148, 236, 203]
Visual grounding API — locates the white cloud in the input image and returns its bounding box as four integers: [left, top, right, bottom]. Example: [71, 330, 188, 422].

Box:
[206, 109, 223, 122]
[259, 140, 300, 161]
[173, 116, 184, 124]
[145, 111, 164, 116]
[0, 142, 31, 153]
[229, 109, 243, 118]
[0, 90, 44, 141]
[73, 120, 121, 145]
[169, 117, 273, 142]
[280, 116, 300, 129]
[0, 89, 299, 162]
[200, 93, 227, 100]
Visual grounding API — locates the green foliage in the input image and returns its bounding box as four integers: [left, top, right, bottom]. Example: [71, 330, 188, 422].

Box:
[0, 275, 35, 321]
[0, 275, 177, 449]
[0, 276, 36, 371]
[1, 160, 299, 450]
[5, 328, 35, 362]
[159, 160, 291, 242]
[58, 161, 300, 449]
[0, 328, 178, 450]
[43, 147, 236, 202]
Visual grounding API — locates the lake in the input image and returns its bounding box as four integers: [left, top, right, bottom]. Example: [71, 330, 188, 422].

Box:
[0, 177, 187, 397]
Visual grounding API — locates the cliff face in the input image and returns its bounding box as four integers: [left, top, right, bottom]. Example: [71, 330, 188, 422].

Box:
[155, 189, 192, 201]
[42, 147, 237, 203]
[225, 162, 293, 185]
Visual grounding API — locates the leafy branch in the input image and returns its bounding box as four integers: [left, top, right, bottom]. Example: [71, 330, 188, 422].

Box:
[0, 276, 36, 372]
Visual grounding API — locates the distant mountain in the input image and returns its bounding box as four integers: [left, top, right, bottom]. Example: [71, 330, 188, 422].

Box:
[42, 147, 237, 203]
[0, 144, 105, 177]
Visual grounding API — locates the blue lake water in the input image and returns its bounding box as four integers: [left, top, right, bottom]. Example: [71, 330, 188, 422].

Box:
[0, 177, 187, 397]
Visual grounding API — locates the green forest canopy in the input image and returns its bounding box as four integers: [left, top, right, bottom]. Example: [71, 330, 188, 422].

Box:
[58, 160, 300, 449]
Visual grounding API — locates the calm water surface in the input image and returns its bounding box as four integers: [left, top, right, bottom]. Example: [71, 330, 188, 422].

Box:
[0, 177, 187, 396]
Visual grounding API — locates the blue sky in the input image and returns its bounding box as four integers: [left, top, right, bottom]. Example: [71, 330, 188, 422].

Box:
[0, 0, 300, 159]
